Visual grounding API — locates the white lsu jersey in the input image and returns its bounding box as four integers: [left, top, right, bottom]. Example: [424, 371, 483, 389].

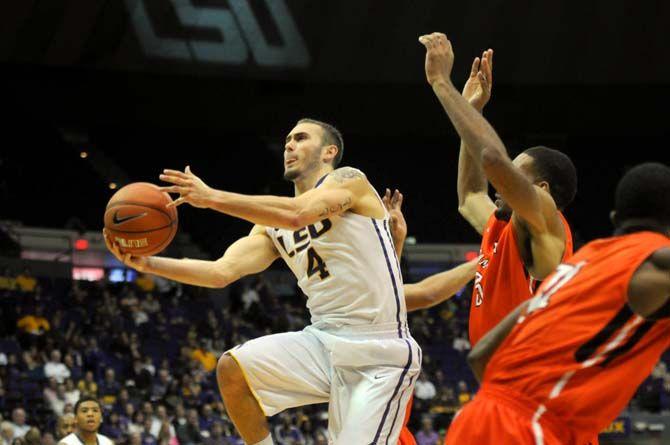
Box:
[266, 172, 409, 335]
[59, 433, 114, 445]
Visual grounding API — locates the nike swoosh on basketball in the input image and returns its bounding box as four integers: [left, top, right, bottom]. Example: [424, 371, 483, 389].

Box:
[112, 211, 148, 225]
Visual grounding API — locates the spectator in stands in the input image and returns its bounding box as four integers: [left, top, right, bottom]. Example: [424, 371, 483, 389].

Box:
[1, 422, 14, 445]
[129, 360, 152, 391]
[140, 293, 160, 315]
[40, 433, 54, 445]
[415, 417, 439, 445]
[44, 378, 64, 416]
[23, 429, 40, 445]
[0, 267, 16, 291]
[15, 267, 37, 293]
[63, 379, 79, 406]
[414, 371, 437, 401]
[451, 329, 471, 353]
[150, 406, 174, 440]
[198, 405, 216, 434]
[190, 343, 216, 373]
[150, 370, 171, 401]
[99, 412, 123, 443]
[10, 409, 31, 439]
[457, 380, 472, 406]
[175, 409, 202, 445]
[55, 414, 75, 439]
[77, 371, 97, 398]
[17, 307, 50, 336]
[203, 422, 227, 445]
[273, 413, 305, 445]
[141, 417, 157, 445]
[128, 412, 145, 436]
[44, 351, 70, 384]
[99, 368, 121, 408]
[62, 356, 81, 382]
[135, 274, 155, 293]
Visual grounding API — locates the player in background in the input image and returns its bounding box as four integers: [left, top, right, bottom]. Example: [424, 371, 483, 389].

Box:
[447, 162, 670, 444]
[58, 397, 113, 445]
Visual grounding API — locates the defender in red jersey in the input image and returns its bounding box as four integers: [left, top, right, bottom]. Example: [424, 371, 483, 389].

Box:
[418, 35, 578, 346]
[448, 163, 670, 444]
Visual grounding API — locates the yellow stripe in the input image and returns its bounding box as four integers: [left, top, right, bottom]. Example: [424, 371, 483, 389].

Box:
[227, 351, 268, 417]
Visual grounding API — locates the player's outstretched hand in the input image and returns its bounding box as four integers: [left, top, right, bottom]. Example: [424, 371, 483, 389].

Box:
[102, 228, 148, 272]
[418, 32, 454, 86]
[383, 188, 407, 248]
[159, 165, 213, 209]
[462, 49, 493, 112]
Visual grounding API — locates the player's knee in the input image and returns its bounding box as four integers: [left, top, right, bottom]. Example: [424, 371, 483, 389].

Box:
[216, 354, 247, 395]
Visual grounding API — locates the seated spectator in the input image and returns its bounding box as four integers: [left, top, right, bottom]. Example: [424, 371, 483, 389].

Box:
[456, 380, 472, 406]
[414, 372, 437, 401]
[63, 379, 80, 406]
[203, 422, 228, 445]
[99, 368, 121, 408]
[273, 413, 305, 445]
[39, 433, 54, 445]
[1, 422, 14, 445]
[15, 268, 37, 293]
[63, 356, 82, 382]
[10, 408, 31, 439]
[415, 417, 439, 445]
[198, 405, 216, 434]
[0, 267, 16, 291]
[23, 429, 40, 445]
[55, 414, 75, 439]
[99, 413, 123, 443]
[175, 409, 202, 445]
[140, 293, 160, 315]
[151, 370, 171, 401]
[150, 406, 175, 440]
[141, 418, 157, 445]
[77, 371, 98, 398]
[44, 351, 70, 384]
[190, 344, 216, 373]
[17, 308, 50, 336]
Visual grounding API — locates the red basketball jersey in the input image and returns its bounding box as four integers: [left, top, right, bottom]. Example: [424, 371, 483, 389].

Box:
[469, 212, 573, 345]
[484, 231, 670, 444]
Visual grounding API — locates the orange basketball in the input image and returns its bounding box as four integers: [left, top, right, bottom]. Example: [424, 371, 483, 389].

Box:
[104, 182, 178, 256]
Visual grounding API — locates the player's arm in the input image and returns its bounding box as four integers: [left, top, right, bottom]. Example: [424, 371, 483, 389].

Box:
[104, 225, 279, 288]
[419, 34, 551, 233]
[457, 50, 497, 234]
[404, 258, 478, 311]
[159, 166, 369, 230]
[467, 299, 530, 382]
[627, 247, 670, 319]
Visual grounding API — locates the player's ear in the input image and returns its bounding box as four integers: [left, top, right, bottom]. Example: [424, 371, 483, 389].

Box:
[322, 145, 338, 165]
[537, 181, 550, 194]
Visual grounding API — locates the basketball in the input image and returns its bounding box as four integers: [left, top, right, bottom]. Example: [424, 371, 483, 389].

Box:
[104, 182, 178, 256]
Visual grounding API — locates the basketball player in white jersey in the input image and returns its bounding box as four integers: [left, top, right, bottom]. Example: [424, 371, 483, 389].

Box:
[104, 118, 421, 445]
[58, 397, 113, 445]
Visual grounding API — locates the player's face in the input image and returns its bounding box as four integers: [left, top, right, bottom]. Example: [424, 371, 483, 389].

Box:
[284, 123, 326, 181]
[75, 402, 102, 433]
[494, 153, 539, 216]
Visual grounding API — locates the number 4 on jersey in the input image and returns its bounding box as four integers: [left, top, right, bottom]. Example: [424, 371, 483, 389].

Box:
[307, 247, 330, 279]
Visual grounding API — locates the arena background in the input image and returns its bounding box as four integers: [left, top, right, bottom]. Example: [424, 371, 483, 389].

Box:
[1, 1, 669, 444]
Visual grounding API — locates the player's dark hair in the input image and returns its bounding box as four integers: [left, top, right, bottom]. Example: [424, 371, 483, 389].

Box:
[524, 146, 577, 210]
[615, 162, 670, 228]
[74, 396, 102, 415]
[298, 118, 344, 167]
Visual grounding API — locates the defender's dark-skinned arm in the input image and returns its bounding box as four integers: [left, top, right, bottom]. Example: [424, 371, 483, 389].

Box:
[467, 300, 530, 382]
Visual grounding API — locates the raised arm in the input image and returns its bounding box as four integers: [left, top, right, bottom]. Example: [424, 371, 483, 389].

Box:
[420, 33, 551, 233]
[404, 258, 478, 311]
[103, 225, 279, 288]
[457, 50, 497, 234]
[159, 166, 373, 230]
[382, 189, 407, 258]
